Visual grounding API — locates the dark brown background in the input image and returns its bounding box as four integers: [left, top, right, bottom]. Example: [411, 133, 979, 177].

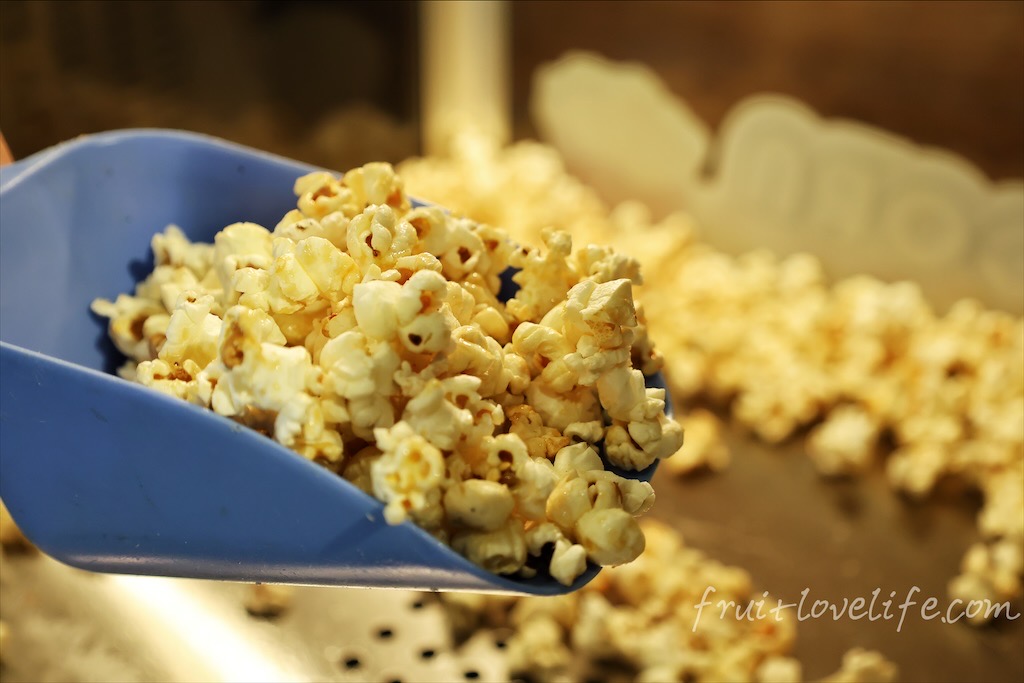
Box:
[512, 0, 1024, 181]
[1, 1, 1022, 180]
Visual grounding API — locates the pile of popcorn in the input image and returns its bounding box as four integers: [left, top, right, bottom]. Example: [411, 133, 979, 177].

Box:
[0, 499, 36, 666]
[91, 162, 683, 584]
[399, 139, 1024, 621]
[438, 518, 897, 683]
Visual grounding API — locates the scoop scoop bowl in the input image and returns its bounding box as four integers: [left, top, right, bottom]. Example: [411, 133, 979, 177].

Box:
[0, 130, 666, 595]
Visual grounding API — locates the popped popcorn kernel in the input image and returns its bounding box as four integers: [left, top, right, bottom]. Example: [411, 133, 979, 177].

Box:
[451, 518, 528, 575]
[434, 517, 883, 682]
[244, 583, 294, 618]
[662, 408, 730, 476]
[821, 648, 899, 683]
[806, 404, 881, 476]
[372, 421, 446, 525]
[93, 160, 680, 584]
[403, 139, 1024, 614]
[444, 479, 515, 531]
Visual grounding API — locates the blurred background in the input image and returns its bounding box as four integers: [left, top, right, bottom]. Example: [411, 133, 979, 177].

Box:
[1, 0, 1021, 179]
[0, 2, 1022, 683]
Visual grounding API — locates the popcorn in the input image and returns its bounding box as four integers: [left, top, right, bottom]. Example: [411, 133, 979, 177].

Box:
[444, 325, 513, 396]
[821, 648, 898, 683]
[402, 140, 1024, 615]
[806, 404, 881, 476]
[0, 498, 34, 552]
[320, 329, 399, 402]
[294, 171, 355, 219]
[134, 358, 204, 403]
[553, 442, 604, 477]
[151, 225, 214, 278]
[509, 448, 559, 522]
[342, 162, 408, 212]
[135, 264, 201, 313]
[436, 518, 890, 683]
[507, 229, 577, 323]
[662, 408, 730, 476]
[525, 381, 600, 433]
[341, 445, 380, 495]
[885, 443, 948, 498]
[526, 523, 588, 586]
[507, 404, 571, 460]
[213, 222, 274, 294]
[755, 657, 803, 683]
[207, 308, 310, 413]
[372, 421, 446, 525]
[401, 377, 476, 451]
[276, 236, 358, 309]
[546, 476, 593, 534]
[504, 614, 573, 679]
[451, 518, 528, 575]
[90, 293, 166, 362]
[159, 291, 222, 368]
[444, 479, 515, 531]
[244, 583, 294, 618]
[275, 395, 343, 463]
[94, 161, 681, 583]
[346, 204, 417, 272]
[574, 508, 645, 566]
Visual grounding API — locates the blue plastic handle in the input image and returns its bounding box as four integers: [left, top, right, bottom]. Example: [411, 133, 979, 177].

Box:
[0, 130, 661, 594]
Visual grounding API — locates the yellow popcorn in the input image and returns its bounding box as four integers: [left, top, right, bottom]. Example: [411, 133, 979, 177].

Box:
[134, 358, 204, 404]
[662, 408, 730, 476]
[451, 518, 528, 575]
[212, 222, 274, 294]
[371, 421, 446, 525]
[398, 138, 1022, 617]
[805, 404, 881, 476]
[0, 498, 34, 552]
[506, 229, 577, 323]
[436, 517, 892, 683]
[341, 161, 408, 213]
[320, 329, 399, 402]
[821, 648, 898, 683]
[443, 479, 515, 531]
[504, 613, 574, 678]
[134, 264, 201, 313]
[507, 447, 559, 522]
[243, 583, 294, 619]
[151, 224, 214, 278]
[90, 293, 166, 362]
[401, 377, 476, 452]
[755, 657, 803, 683]
[295, 171, 358, 220]
[346, 204, 416, 272]
[93, 161, 682, 584]
[159, 291, 222, 368]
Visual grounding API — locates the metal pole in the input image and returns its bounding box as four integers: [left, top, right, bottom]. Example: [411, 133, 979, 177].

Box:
[420, 0, 510, 156]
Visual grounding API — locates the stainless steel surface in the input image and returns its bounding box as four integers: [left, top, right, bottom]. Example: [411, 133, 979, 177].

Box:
[0, 553, 506, 683]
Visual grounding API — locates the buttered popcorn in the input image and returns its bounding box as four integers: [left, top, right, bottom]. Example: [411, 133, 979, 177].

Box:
[92, 163, 683, 584]
[399, 139, 1024, 622]
[437, 519, 896, 683]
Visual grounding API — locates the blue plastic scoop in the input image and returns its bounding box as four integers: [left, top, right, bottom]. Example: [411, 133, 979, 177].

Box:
[0, 130, 666, 595]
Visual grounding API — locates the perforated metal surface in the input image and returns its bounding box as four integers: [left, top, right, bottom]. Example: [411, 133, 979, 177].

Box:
[0, 553, 507, 683]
